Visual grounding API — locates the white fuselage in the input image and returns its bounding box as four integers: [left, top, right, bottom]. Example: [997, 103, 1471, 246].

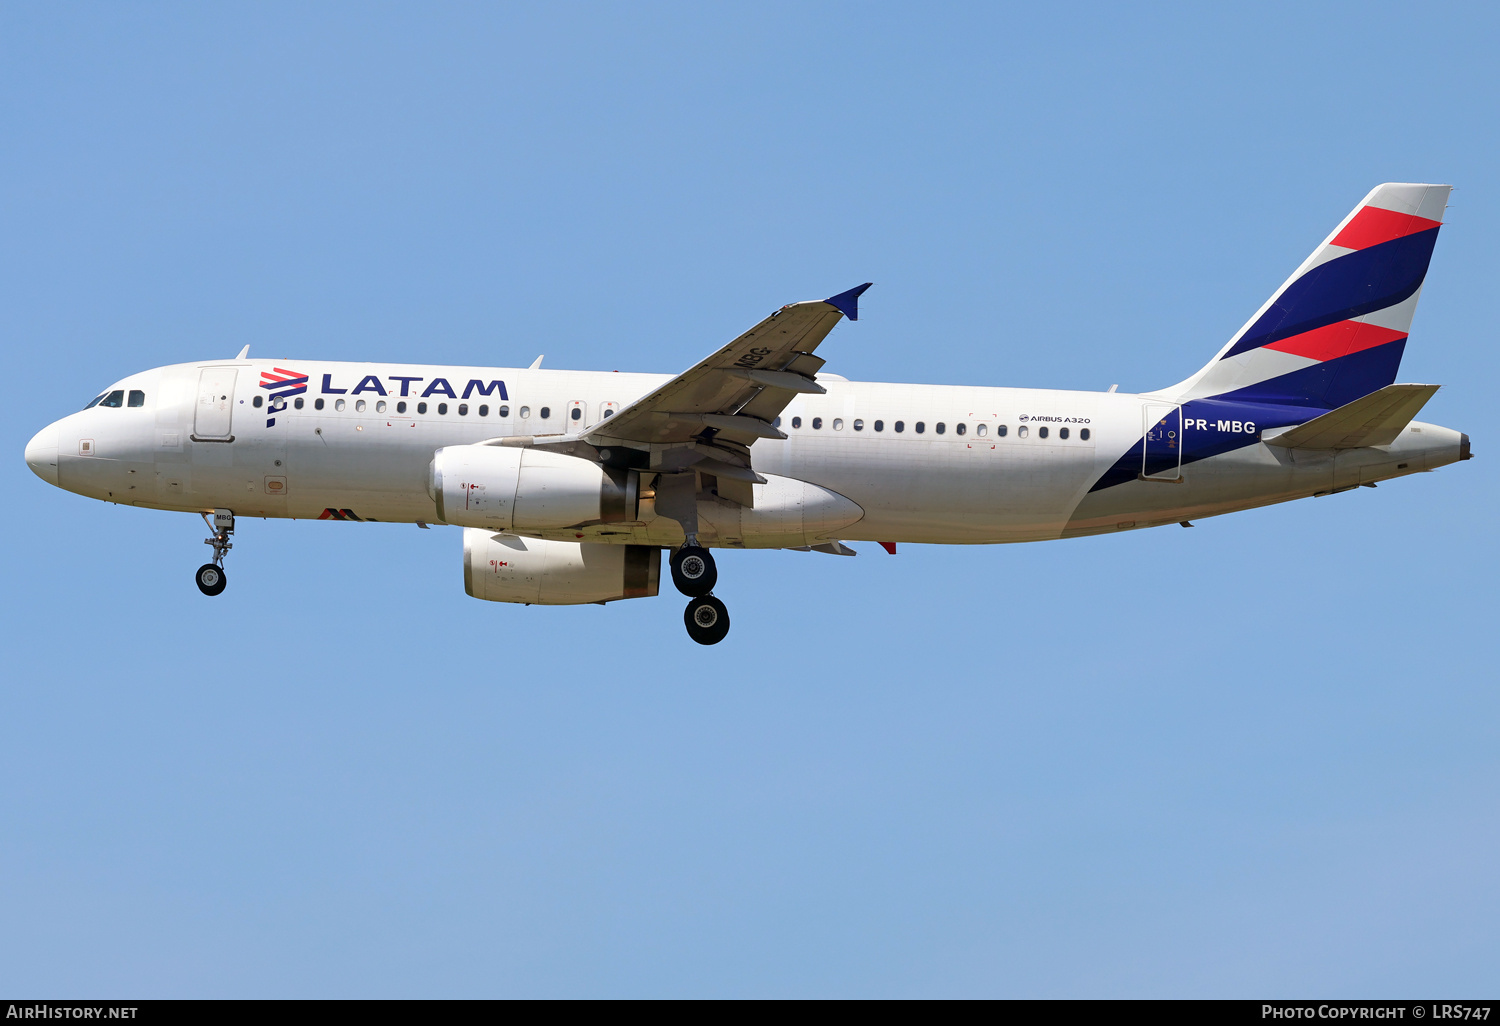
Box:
[26, 358, 1468, 548]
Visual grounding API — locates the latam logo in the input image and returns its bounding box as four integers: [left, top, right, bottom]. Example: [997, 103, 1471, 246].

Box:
[319, 373, 508, 400]
[259, 368, 310, 427]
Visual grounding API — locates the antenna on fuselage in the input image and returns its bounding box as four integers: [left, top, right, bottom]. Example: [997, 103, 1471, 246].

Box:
[529, 355, 544, 370]
[235, 345, 250, 360]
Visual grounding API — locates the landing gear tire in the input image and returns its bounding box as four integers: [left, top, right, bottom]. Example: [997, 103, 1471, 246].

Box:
[671, 545, 717, 597]
[684, 594, 730, 645]
[195, 563, 227, 596]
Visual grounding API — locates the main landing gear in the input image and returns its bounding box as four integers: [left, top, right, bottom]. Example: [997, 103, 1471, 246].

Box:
[196, 509, 234, 597]
[671, 543, 728, 645]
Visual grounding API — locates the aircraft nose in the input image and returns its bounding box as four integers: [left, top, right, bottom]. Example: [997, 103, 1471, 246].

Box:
[25, 423, 59, 486]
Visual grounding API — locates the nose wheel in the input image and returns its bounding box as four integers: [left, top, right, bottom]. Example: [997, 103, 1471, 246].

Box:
[684, 594, 730, 645]
[195, 563, 227, 596]
[197, 509, 235, 597]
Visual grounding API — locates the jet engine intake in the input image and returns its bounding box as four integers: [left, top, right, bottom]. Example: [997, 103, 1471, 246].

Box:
[430, 444, 636, 530]
[463, 531, 660, 605]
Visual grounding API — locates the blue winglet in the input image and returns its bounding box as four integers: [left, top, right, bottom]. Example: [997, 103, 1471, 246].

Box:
[824, 282, 873, 321]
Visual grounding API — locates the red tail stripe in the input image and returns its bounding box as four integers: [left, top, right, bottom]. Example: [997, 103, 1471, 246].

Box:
[1331, 205, 1442, 251]
[1262, 320, 1407, 362]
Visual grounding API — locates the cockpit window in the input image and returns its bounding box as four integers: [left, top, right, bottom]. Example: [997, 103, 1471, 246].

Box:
[128, 390, 145, 407]
[84, 394, 105, 410]
[97, 390, 125, 408]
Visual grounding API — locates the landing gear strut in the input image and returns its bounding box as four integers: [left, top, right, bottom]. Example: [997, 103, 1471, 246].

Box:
[196, 509, 234, 597]
[673, 540, 728, 643]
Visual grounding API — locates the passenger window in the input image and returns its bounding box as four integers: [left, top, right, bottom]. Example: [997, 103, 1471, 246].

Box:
[1018, 424, 1028, 438]
[915, 422, 925, 433]
[853, 419, 864, 431]
[294, 397, 304, 409]
[602, 408, 612, 418]
[935, 422, 945, 435]
[570, 407, 581, 421]
[1080, 428, 1090, 441]
[792, 416, 802, 428]
[774, 417, 781, 427]
[438, 403, 448, 415]
[812, 417, 822, 429]
[479, 404, 489, 416]
[498, 405, 509, 417]
[376, 400, 387, 413]
[99, 390, 125, 408]
[955, 422, 965, 436]
[417, 402, 428, 414]
[520, 406, 530, 418]
[833, 418, 843, 430]
[397, 401, 407, 414]
[997, 424, 1007, 437]
[335, 399, 346, 412]
[315, 398, 325, 411]
[355, 399, 367, 412]
[874, 420, 884, 432]
[128, 390, 145, 407]
[253, 395, 264, 408]
[1060, 427, 1069, 439]
[894, 421, 904, 433]
[458, 404, 468, 416]
[976, 423, 986, 436]
[540, 407, 550, 419]
[1038, 426, 1048, 439]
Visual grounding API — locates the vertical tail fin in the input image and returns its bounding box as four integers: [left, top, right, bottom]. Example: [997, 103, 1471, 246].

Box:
[1166, 183, 1450, 408]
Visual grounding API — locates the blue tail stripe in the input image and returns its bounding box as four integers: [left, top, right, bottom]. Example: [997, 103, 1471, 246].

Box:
[1221, 228, 1438, 360]
[1088, 397, 1334, 493]
[1090, 341, 1412, 494]
[1215, 339, 1406, 409]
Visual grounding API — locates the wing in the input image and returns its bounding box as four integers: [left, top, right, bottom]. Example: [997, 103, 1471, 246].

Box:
[584, 284, 871, 460]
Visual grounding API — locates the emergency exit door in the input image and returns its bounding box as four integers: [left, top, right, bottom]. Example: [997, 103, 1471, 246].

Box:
[193, 368, 237, 441]
[1141, 404, 1182, 481]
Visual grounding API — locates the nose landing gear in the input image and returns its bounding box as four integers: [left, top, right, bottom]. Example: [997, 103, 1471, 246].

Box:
[196, 509, 234, 596]
[672, 541, 728, 644]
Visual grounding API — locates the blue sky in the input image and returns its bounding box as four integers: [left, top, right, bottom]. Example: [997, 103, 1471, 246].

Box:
[2, 1, 1497, 997]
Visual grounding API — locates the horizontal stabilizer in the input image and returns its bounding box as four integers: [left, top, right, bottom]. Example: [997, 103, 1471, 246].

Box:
[1263, 383, 1439, 449]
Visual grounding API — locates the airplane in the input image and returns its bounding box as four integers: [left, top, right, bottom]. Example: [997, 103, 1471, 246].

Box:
[24, 183, 1471, 644]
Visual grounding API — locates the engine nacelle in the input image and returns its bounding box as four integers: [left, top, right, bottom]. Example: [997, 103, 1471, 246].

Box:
[464, 530, 660, 605]
[430, 444, 636, 530]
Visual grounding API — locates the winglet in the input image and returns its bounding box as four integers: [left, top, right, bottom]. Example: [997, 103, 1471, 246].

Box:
[824, 282, 873, 321]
